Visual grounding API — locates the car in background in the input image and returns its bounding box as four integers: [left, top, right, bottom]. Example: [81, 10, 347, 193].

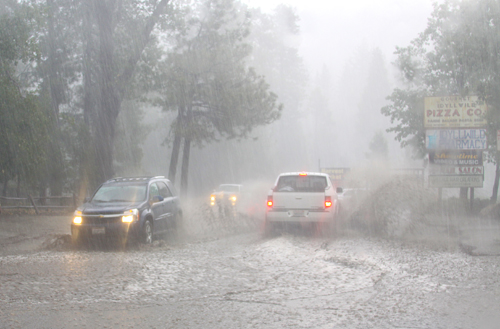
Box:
[210, 184, 243, 214]
[71, 176, 182, 245]
[265, 172, 342, 234]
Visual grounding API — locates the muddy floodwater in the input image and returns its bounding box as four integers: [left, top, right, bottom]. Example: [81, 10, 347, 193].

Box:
[1, 207, 500, 329]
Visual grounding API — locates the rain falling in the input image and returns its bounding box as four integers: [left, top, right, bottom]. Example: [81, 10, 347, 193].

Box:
[1, 0, 500, 328]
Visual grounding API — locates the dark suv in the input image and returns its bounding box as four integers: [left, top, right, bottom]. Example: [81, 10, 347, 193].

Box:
[71, 176, 182, 245]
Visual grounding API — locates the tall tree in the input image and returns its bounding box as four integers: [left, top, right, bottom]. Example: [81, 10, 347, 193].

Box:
[0, 2, 50, 195]
[36, 0, 82, 196]
[246, 5, 308, 172]
[175, 4, 309, 193]
[366, 131, 389, 160]
[88, 0, 171, 185]
[147, 0, 282, 195]
[357, 48, 392, 155]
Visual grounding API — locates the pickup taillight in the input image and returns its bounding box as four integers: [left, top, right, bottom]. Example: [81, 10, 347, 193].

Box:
[267, 195, 273, 207]
[325, 196, 332, 208]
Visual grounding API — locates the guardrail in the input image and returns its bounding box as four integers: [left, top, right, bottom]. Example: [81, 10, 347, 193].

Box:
[0, 195, 77, 215]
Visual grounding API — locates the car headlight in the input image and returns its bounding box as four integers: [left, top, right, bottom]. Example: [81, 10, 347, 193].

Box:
[122, 209, 139, 223]
[73, 210, 82, 225]
[230, 195, 237, 202]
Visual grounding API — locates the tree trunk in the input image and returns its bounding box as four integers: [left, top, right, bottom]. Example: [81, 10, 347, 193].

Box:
[168, 107, 185, 182]
[491, 161, 500, 203]
[81, 0, 98, 192]
[46, 0, 63, 123]
[91, 0, 170, 183]
[94, 0, 120, 182]
[46, 0, 65, 196]
[168, 133, 182, 182]
[83, 0, 96, 127]
[180, 138, 191, 198]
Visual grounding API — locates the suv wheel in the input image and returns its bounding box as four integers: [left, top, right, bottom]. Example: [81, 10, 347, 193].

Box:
[142, 220, 153, 244]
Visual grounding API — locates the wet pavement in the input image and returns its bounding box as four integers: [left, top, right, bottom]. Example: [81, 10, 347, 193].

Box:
[1, 212, 500, 328]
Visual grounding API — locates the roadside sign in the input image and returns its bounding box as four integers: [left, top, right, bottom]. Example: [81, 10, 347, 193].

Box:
[426, 129, 487, 150]
[320, 167, 350, 181]
[428, 150, 483, 166]
[428, 175, 483, 188]
[424, 96, 487, 128]
[429, 165, 484, 176]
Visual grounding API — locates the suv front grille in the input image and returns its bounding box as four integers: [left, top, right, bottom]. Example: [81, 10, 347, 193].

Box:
[82, 215, 122, 225]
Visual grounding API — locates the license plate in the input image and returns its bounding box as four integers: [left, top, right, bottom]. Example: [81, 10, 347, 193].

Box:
[292, 210, 305, 217]
[92, 227, 105, 235]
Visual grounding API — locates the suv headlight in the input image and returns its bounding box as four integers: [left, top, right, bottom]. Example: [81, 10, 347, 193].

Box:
[122, 209, 139, 223]
[73, 210, 82, 225]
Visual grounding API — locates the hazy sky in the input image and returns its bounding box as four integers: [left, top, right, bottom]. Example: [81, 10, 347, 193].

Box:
[244, 0, 435, 76]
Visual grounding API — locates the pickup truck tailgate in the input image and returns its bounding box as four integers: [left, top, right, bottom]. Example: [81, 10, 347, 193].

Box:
[272, 192, 325, 210]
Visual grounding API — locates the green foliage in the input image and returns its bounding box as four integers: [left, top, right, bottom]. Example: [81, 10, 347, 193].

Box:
[366, 131, 389, 160]
[0, 2, 38, 71]
[0, 2, 50, 190]
[383, 0, 500, 159]
[382, 88, 427, 158]
[0, 76, 49, 187]
[148, 0, 282, 146]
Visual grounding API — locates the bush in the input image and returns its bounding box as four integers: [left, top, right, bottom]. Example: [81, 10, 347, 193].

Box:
[348, 176, 436, 238]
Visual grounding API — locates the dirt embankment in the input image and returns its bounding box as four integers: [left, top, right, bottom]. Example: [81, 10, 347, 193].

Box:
[340, 176, 500, 255]
[0, 214, 71, 255]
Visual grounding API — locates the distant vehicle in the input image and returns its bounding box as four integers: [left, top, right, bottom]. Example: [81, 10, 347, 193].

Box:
[265, 172, 342, 234]
[71, 176, 182, 245]
[210, 184, 243, 214]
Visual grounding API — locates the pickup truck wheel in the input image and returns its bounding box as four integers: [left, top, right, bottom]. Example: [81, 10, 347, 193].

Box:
[142, 220, 153, 244]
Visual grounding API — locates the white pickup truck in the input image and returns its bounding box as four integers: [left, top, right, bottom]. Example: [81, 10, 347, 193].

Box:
[265, 172, 341, 234]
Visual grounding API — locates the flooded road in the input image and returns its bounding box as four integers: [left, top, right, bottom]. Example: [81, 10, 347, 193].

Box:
[1, 212, 500, 328]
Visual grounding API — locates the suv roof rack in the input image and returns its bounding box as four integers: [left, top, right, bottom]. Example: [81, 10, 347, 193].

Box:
[104, 176, 166, 184]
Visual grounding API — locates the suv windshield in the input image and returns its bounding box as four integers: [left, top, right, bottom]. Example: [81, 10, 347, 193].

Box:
[276, 175, 327, 192]
[92, 183, 147, 203]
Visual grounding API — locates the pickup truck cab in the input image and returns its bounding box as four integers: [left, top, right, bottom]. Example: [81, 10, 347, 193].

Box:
[265, 172, 341, 234]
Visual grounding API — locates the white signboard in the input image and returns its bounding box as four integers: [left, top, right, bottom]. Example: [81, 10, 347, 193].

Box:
[429, 165, 484, 176]
[424, 96, 487, 128]
[428, 175, 483, 188]
[426, 129, 487, 150]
